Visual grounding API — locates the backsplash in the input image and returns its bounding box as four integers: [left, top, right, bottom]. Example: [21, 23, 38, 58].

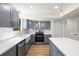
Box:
[26, 29, 52, 34]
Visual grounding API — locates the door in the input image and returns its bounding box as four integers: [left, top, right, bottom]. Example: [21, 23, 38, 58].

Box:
[66, 19, 78, 40]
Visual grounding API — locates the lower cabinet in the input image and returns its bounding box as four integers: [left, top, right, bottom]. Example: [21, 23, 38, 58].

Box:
[31, 35, 35, 44]
[1, 46, 16, 56]
[1, 37, 32, 56]
[49, 40, 64, 56]
[44, 35, 52, 44]
[26, 36, 32, 54]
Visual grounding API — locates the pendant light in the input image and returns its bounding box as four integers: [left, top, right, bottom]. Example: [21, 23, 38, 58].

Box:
[60, 3, 63, 16]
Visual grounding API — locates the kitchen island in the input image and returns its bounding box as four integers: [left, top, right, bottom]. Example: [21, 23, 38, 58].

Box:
[49, 38, 79, 56]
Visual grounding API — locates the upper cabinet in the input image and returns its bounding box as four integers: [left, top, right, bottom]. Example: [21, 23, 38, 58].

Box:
[40, 21, 51, 29]
[27, 20, 34, 29]
[10, 6, 20, 30]
[0, 4, 2, 26]
[27, 19, 51, 29]
[1, 4, 11, 27]
[0, 4, 20, 30]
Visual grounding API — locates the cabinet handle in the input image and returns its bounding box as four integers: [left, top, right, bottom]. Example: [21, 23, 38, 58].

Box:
[18, 43, 25, 47]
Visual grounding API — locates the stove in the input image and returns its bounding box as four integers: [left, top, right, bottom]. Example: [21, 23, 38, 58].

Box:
[35, 32, 44, 43]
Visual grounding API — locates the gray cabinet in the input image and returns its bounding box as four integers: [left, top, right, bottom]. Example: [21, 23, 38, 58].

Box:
[27, 20, 33, 29]
[1, 46, 16, 56]
[31, 35, 35, 44]
[11, 7, 19, 30]
[0, 4, 19, 29]
[0, 4, 2, 26]
[40, 21, 51, 29]
[49, 40, 64, 56]
[27, 20, 51, 29]
[44, 34, 52, 44]
[26, 37, 32, 54]
[1, 4, 11, 27]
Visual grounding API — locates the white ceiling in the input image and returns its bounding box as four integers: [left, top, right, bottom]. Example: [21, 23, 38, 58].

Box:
[11, 3, 61, 13]
[11, 3, 79, 19]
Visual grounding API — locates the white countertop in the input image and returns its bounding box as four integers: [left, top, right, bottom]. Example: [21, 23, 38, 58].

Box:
[49, 38, 79, 56]
[0, 28, 52, 55]
[0, 34, 31, 55]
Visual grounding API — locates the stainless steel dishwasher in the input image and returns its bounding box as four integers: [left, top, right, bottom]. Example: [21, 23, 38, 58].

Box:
[17, 39, 26, 56]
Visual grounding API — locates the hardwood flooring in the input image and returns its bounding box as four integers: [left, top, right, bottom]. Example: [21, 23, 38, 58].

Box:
[26, 44, 49, 56]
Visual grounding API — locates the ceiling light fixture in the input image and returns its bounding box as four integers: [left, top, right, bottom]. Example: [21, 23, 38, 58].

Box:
[60, 3, 63, 16]
[54, 6, 58, 9]
[30, 6, 34, 8]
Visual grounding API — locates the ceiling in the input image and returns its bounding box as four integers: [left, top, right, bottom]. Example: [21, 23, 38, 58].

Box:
[11, 3, 61, 13]
[11, 3, 79, 19]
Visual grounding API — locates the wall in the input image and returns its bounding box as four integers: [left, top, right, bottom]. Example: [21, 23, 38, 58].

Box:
[64, 15, 79, 40]
[62, 3, 79, 16]
[21, 17, 65, 37]
[51, 19, 65, 37]
[55, 20, 64, 37]
[21, 18, 52, 35]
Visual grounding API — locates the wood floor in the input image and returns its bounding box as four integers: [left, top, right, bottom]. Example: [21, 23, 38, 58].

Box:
[26, 44, 49, 56]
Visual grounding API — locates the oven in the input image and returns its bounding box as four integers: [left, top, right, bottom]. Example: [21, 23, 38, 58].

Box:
[35, 32, 44, 43]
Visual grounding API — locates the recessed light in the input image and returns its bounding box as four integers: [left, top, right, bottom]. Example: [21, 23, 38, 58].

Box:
[60, 12, 62, 16]
[30, 6, 34, 8]
[54, 6, 58, 9]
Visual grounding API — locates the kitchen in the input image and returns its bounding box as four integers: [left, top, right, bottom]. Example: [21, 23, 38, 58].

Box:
[0, 3, 79, 56]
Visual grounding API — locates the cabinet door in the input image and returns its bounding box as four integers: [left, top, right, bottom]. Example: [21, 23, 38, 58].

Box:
[26, 37, 32, 53]
[44, 35, 52, 44]
[49, 40, 53, 56]
[0, 4, 2, 26]
[1, 46, 16, 56]
[49, 40, 58, 56]
[11, 7, 19, 29]
[1, 4, 11, 27]
[40, 21, 51, 29]
[56, 49, 64, 56]
[27, 20, 33, 29]
[31, 35, 35, 44]
[33, 21, 39, 29]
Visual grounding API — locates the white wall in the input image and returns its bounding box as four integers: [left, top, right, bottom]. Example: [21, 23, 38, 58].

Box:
[22, 19, 27, 29]
[64, 15, 79, 40]
[54, 20, 64, 37]
[51, 19, 65, 37]
[51, 20, 55, 37]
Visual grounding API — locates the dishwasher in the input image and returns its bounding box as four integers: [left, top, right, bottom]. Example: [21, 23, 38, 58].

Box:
[17, 39, 26, 56]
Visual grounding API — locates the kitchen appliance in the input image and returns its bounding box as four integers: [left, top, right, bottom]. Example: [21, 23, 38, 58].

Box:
[35, 31, 44, 44]
[17, 39, 26, 56]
